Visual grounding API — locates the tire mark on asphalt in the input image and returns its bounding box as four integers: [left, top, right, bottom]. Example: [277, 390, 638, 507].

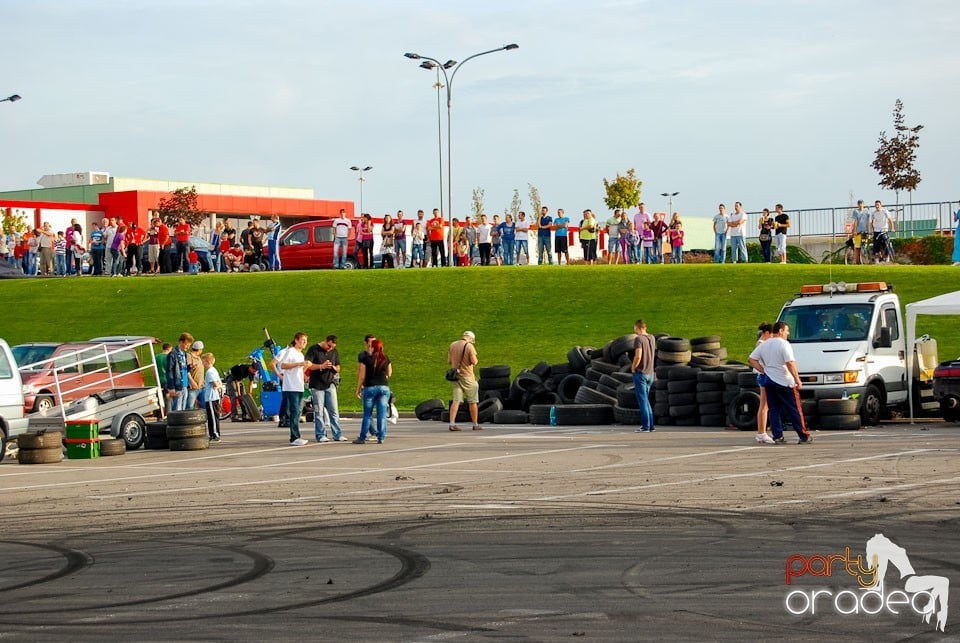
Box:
[0, 541, 92, 594]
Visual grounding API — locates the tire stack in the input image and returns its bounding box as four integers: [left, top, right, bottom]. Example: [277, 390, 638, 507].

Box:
[17, 430, 64, 465]
[144, 421, 169, 449]
[479, 365, 511, 404]
[718, 364, 751, 427]
[442, 397, 503, 425]
[653, 367, 671, 426]
[690, 335, 728, 364]
[656, 336, 691, 368]
[817, 398, 861, 430]
[728, 372, 762, 431]
[166, 409, 210, 450]
[696, 370, 726, 426]
[613, 381, 643, 426]
[667, 366, 700, 426]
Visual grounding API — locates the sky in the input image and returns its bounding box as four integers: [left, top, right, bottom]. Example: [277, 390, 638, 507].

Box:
[1, 0, 958, 236]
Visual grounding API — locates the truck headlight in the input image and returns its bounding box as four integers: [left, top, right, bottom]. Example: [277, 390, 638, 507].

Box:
[824, 374, 844, 384]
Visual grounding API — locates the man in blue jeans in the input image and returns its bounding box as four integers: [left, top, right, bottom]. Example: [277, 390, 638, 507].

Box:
[631, 319, 656, 433]
[713, 204, 728, 263]
[272, 332, 312, 446]
[305, 334, 347, 442]
[748, 321, 812, 444]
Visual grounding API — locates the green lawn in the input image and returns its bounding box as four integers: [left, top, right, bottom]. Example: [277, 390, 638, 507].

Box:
[2, 264, 957, 411]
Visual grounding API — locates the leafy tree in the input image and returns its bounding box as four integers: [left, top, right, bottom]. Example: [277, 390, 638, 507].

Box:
[156, 186, 209, 227]
[2, 210, 28, 235]
[527, 183, 542, 218]
[871, 99, 923, 207]
[471, 186, 485, 219]
[504, 188, 521, 218]
[602, 168, 643, 213]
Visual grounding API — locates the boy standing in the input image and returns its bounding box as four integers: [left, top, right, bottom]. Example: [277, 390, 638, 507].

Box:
[201, 353, 223, 442]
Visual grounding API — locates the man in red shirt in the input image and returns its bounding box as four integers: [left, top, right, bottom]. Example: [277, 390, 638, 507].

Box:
[174, 217, 192, 272]
[427, 208, 446, 267]
[155, 217, 172, 273]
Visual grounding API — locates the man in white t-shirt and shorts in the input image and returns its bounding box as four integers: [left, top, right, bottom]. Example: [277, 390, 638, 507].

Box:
[748, 321, 812, 444]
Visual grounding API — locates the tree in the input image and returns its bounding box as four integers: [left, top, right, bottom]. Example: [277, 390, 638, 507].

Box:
[602, 168, 643, 213]
[2, 209, 28, 236]
[471, 186, 485, 219]
[504, 188, 521, 218]
[156, 186, 209, 227]
[871, 99, 923, 208]
[527, 183, 542, 218]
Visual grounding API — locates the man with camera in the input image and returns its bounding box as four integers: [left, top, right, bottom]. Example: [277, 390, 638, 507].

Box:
[447, 331, 480, 432]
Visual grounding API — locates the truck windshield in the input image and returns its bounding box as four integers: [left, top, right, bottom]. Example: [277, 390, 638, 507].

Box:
[779, 303, 874, 343]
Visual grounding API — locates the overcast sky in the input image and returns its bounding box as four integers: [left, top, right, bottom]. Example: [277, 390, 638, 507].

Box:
[1, 0, 957, 226]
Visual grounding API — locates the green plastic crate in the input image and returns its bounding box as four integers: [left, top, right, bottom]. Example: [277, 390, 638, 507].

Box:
[65, 420, 100, 440]
[66, 440, 100, 459]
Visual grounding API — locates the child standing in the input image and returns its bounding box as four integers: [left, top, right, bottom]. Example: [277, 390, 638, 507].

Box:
[54, 231, 67, 276]
[626, 223, 641, 264]
[201, 352, 222, 442]
[411, 223, 425, 268]
[669, 222, 685, 264]
[641, 221, 655, 264]
[188, 247, 200, 274]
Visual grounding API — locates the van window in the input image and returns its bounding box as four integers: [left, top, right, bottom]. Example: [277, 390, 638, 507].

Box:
[109, 349, 140, 373]
[78, 347, 109, 374]
[881, 305, 900, 341]
[0, 349, 12, 379]
[313, 226, 334, 243]
[12, 345, 57, 370]
[54, 355, 80, 374]
[283, 228, 309, 246]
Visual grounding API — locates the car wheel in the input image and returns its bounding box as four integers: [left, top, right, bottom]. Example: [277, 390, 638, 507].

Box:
[343, 257, 358, 270]
[859, 384, 883, 426]
[118, 414, 146, 450]
[32, 394, 55, 414]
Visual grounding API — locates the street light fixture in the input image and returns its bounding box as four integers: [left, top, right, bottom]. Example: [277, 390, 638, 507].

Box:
[404, 44, 519, 264]
[1, 94, 21, 104]
[349, 165, 373, 216]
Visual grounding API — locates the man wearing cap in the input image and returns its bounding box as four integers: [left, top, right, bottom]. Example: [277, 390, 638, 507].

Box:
[447, 331, 481, 431]
[850, 200, 870, 264]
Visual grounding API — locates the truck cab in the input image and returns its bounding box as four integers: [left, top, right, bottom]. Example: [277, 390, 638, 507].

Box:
[776, 282, 907, 425]
[0, 339, 29, 461]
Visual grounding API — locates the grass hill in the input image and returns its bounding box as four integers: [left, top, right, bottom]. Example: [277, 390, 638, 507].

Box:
[2, 264, 956, 411]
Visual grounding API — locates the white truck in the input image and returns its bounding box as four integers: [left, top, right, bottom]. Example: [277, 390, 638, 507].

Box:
[775, 281, 937, 425]
[0, 339, 30, 462]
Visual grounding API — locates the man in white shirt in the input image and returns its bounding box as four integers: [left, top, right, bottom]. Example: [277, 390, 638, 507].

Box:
[727, 202, 747, 263]
[748, 322, 812, 444]
[870, 200, 895, 262]
[332, 209, 351, 269]
[514, 211, 530, 264]
[272, 332, 312, 446]
[712, 205, 728, 263]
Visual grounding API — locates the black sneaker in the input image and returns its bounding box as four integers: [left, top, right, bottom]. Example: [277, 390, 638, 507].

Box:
[798, 437, 814, 445]
[774, 437, 786, 444]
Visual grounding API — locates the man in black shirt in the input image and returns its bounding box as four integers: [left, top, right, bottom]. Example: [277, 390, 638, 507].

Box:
[225, 362, 258, 420]
[305, 335, 345, 442]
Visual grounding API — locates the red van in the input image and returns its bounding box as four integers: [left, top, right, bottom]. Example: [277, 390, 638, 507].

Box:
[278, 220, 359, 270]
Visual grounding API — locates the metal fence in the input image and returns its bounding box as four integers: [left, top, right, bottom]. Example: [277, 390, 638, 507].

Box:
[744, 200, 958, 244]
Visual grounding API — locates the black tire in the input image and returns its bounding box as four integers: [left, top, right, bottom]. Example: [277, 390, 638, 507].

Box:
[819, 398, 859, 415]
[653, 403, 670, 416]
[574, 386, 617, 406]
[707, 347, 729, 360]
[478, 376, 510, 391]
[166, 424, 208, 439]
[479, 364, 510, 379]
[550, 362, 571, 377]
[167, 409, 207, 426]
[697, 371, 725, 384]
[721, 366, 750, 384]
[100, 438, 126, 456]
[668, 404, 698, 418]
[668, 366, 700, 381]
[581, 380, 599, 390]
[690, 352, 721, 367]
[439, 410, 450, 423]
[482, 389, 504, 401]
[557, 374, 585, 404]
[674, 416, 700, 426]
[415, 398, 445, 420]
[512, 371, 544, 394]
[589, 360, 620, 376]
[567, 346, 588, 374]
[586, 347, 604, 360]
[617, 384, 639, 409]
[658, 350, 692, 364]
[695, 382, 723, 392]
[668, 393, 697, 406]
[477, 398, 503, 423]
[531, 361, 552, 379]
[657, 337, 691, 352]
[728, 391, 760, 430]
[169, 437, 210, 451]
[145, 421, 168, 438]
[696, 391, 724, 404]
[698, 402, 725, 415]
[690, 335, 721, 346]
[241, 393, 262, 422]
[700, 414, 727, 427]
[691, 341, 722, 352]
[613, 405, 644, 425]
[940, 396, 960, 423]
[144, 436, 170, 450]
[17, 431, 64, 450]
[555, 404, 615, 426]
[607, 334, 638, 361]
[17, 447, 63, 464]
[859, 384, 884, 426]
[738, 372, 761, 387]
[598, 374, 623, 391]
[667, 380, 698, 393]
[723, 390, 741, 404]
[522, 388, 560, 412]
[584, 367, 604, 382]
[609, 371, 633, 384]
[529, 404, 552, 425]
[493, 409, 529, 424]
[597, 383, 619, 399]
[819, 414, 862, 430]
[116, 414, 146, 451]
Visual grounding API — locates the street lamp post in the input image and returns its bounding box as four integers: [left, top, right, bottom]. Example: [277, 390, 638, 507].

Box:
[1, 94, 21, 104]
[349, 165, 373, 216]
[404, 44, 519, 263]
[660, 192, 679, 264]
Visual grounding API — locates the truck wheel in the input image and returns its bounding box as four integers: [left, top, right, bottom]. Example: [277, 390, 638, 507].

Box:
[32, 394, 55, 414]
[118, 414, 146, 451]
[0, 429, 7, 463]
[859, 384, 883, 426]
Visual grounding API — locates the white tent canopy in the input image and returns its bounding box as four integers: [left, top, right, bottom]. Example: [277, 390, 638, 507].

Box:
[906, 289, 960, 422]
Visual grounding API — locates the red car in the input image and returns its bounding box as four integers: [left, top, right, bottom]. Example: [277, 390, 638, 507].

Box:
[278, 220, 360, 270]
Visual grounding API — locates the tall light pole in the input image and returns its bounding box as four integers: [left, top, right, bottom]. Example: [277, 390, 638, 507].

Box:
[404, 44, 519, 263]
[421, 60, 451, 218]
[660, 192, 679, 264]
[349, 165, 373, 216]
[1, 94, 21, 104]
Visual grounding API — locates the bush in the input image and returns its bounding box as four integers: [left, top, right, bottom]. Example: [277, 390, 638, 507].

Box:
[891, 235, 955, 265]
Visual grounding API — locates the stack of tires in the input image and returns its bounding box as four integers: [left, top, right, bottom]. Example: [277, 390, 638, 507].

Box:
[696, 370, 726, 426]
[165, 409, 210, 451]
[478, 365, 511, 404]
[510, 364, 562, 412]
[652, 367, 671, 426]
[145, 421, 169, 449]
[666, 366, 700, 426]
[415, 398, 445, 422]
[690, 335, 727, 365]
[817, 398, 861, 430]
[613, 380, 643, 426]
[656, 337, 692, 368]
[17, 430, 64, 465]
[442, 397, 502, 425]
[728, 371, 762, 431]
